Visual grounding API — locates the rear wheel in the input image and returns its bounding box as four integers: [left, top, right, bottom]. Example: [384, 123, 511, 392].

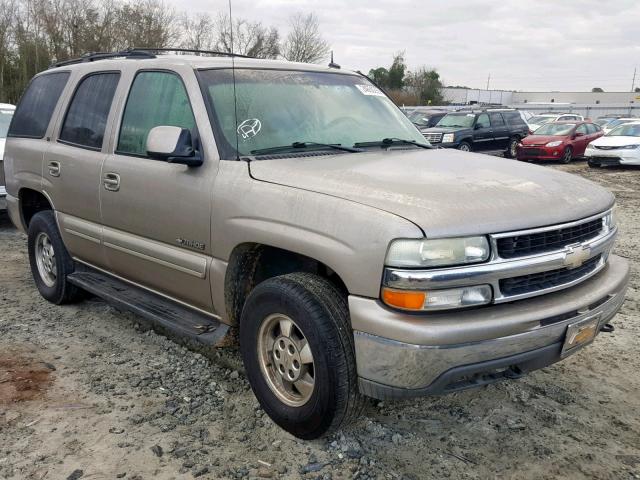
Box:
[28, 211, 84, 304]
[560, 146, 573, 164]
[457, 141, 472, 152]
[240, 273, 364, 439]
[505, 137, 519, 158]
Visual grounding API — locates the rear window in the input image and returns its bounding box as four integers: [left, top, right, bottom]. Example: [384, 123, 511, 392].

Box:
[8, 72, 70, 138]
[59, 72, 120, 150]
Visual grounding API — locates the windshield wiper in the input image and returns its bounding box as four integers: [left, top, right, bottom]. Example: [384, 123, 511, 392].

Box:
[354, 138, 432, 149]
[251, 141, 361, 156]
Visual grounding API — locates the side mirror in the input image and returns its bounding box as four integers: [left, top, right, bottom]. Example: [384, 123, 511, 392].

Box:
[146, 126, 203, 167]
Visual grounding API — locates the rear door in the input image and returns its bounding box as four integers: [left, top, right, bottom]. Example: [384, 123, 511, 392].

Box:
[44, 71, 121, 268]
[488, 112, 509, 149]
[99, 67, 217, 312]
[472, 113, 495, 150]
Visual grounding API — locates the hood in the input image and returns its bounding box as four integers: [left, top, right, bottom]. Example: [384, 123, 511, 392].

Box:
[421, 126, 469, 134]
[522, 135, 566, 145]
[591, 135, 640, 147]
[249, 149, 614, 237]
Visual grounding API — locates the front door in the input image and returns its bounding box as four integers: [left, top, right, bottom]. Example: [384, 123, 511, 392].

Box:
[100, 68, 217, 312]
[572, 124, 591, 156]
[472, 113, 495, 151]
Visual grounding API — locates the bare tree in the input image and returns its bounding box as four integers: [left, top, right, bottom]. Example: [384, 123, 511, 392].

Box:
[281, 13, 329, 64]
[180, 12, 216, 51]
[215, 14, 279, 59]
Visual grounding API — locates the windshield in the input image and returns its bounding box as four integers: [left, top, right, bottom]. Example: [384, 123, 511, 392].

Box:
[606, 119, 635, 129]
[0, 109, 13, 138]
[528, 115, 555, 125]
[198, 69, 425, 158]
[533, 123, 576, 136]
[607, 124, 640, 137]
[436, 113, 476, 128]
[408, 111, 430, 125]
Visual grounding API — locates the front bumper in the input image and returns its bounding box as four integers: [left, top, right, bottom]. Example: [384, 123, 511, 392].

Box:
[351, 254, 629, 399]
[585, 149, 640, 166]
[516, 145, 564, 161]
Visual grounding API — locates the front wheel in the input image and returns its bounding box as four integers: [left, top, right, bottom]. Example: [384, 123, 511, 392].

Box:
[457, 141, 472, 152]
[560, 146, 573, 164]
[240, 273, 364, 439]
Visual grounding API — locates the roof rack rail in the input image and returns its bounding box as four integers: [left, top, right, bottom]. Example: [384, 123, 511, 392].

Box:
[50, 49, 156, 68]
[130, 47, 252, 59]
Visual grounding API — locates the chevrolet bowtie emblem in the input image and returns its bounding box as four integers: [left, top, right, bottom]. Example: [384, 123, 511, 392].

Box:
[564, 245, 591, 269]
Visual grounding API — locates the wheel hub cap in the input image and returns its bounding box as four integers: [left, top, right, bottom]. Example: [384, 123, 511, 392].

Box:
[35, 232, 57, 288]
[258, 314, 315, 407]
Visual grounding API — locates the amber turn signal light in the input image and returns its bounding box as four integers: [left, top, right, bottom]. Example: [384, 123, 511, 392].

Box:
[381, 287, 426, 311]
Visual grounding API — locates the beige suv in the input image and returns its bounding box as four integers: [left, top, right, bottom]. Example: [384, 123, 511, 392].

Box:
[4, 50, 629, 439]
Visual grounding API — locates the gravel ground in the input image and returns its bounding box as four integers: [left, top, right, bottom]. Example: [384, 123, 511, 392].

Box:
[0, 161, 639, 480]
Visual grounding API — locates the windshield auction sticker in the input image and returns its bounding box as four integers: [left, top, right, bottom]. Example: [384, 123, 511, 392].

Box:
[237, 118, 262, 140]
[355, 84, 385, 97]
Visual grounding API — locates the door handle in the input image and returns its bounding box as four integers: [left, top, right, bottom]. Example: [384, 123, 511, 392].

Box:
[103, 172, 121, 192]
[48, 161, 61, 177]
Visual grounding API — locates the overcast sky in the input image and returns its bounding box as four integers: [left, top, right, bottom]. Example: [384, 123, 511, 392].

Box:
[182, 0, 639, 92]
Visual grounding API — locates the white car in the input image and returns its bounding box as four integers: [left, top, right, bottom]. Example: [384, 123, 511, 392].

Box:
[602, 117, 637, 135]
[527, 113, 584, 132]
[0, 103, 16, 210]
[585, 121, 640, 167]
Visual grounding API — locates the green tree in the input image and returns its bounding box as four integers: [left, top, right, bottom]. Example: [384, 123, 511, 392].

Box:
[387, 52, 406, 89]
[407, 67, 444, 105]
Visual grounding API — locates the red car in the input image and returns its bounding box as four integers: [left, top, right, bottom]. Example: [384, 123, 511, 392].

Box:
[516, 121, 603, 163]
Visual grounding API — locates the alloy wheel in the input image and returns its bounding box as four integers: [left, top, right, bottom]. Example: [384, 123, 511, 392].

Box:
[35, 232, 57, 288]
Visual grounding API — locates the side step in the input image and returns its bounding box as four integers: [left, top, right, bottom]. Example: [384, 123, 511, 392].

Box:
[68, 270, 230, 348]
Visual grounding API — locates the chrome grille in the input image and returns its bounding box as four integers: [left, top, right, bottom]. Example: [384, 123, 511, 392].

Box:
[500, 255, 601, 296]
[497, 218, 603, 259]
[423, 132, 442, 143]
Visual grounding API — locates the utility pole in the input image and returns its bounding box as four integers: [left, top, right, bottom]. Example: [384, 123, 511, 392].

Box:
[632, 67, 637, 92]
[486, 73, 491, 90]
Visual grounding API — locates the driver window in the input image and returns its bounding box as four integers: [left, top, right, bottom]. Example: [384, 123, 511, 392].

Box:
[476, 113, 490, 129]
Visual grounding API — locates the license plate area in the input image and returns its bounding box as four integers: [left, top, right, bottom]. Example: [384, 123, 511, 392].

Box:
[561, 315, 600, 358]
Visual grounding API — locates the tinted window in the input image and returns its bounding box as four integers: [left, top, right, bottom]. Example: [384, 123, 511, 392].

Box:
[489, 112, 505, 126]
[476, 113, 490, 128]
[59, 72, 120, 150]
[117, 71, 196, 156]
[503, 111, 524, 124]
[8, 72, 70, 138]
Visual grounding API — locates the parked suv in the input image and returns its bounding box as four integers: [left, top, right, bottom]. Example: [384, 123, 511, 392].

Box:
[421, 109, 529, 157]
[4, 51, 629, 439]
[0, 103, 16, 210]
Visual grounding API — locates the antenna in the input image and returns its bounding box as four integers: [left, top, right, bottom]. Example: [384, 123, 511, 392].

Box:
[229, 0, 240, 160]
[328, 51, 340, 69]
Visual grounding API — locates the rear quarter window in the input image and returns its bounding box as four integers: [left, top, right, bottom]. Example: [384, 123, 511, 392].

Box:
[8, 72, 70, 138]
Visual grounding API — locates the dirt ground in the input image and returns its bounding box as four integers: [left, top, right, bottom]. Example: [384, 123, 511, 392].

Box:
[0, 162, 639, 480]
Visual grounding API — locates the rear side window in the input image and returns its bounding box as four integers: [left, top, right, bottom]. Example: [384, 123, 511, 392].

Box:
[8, 72, 70, 138]
[117, 71, 196, 157]
[586, 124, 598, 134]
[503, 111, 523, 124]
[489, 112, 505, 126]
[59, 72, 120, 150]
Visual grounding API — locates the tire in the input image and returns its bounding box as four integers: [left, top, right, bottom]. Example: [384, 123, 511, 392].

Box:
[27, 211, 84, 304]
[587, 159, 601, 168]
[505, 137, 519, 159]
[560, 146, 573, 164]
[457, 141, 472, 152]
[240, 273, 364, 439]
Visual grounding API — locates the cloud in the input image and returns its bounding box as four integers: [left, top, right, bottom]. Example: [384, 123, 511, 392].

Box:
[180, 0, 639, 91]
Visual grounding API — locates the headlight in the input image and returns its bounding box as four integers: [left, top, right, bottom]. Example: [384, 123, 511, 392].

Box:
[546, 141, 563, 147]
[442, 133, 455, 143]
[604, 206, 617, 231]
[385, 237, 490, 268]
[621, 144, 640, 150]
[586, 144, 596, 149]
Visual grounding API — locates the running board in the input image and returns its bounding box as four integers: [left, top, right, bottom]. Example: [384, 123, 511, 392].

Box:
[67, 270, 230, 348]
